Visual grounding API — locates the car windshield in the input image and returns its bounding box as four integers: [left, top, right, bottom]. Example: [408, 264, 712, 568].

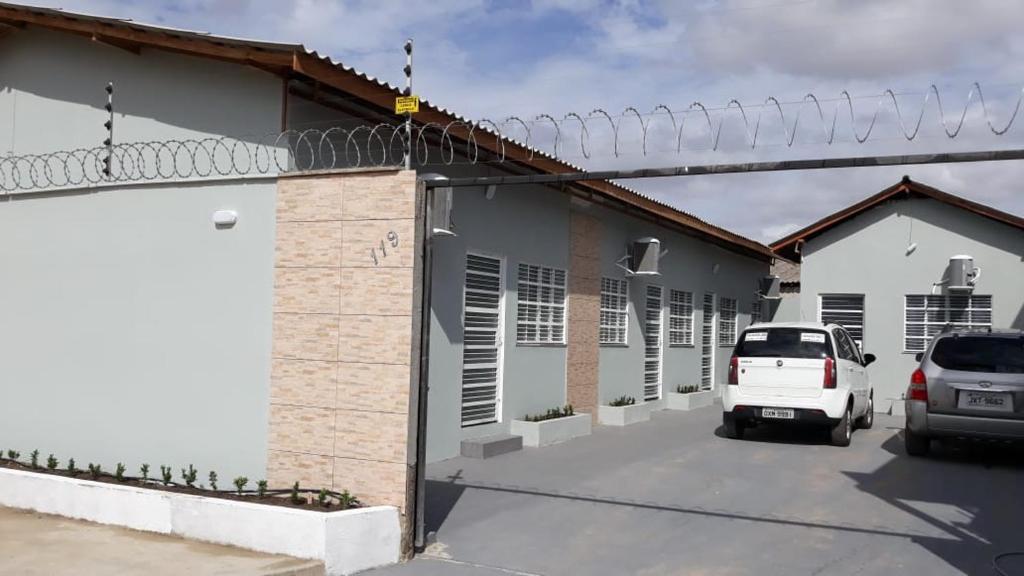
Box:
[734, 328, 833, 359]
[931, 336, 1024, 374]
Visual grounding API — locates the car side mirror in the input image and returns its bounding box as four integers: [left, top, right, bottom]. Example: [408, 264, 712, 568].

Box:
[914, 352, 923, 363]
[863, 353, 876, 366]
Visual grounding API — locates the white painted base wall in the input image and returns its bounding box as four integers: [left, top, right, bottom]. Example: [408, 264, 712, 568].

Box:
[665, 391, 715, 411]
[0, 468, 400, 575]
[598, 403, 652, 426]
[510, 414, 591, 447]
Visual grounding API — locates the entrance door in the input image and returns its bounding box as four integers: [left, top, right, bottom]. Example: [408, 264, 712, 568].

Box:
[460, 253, 505, 427]
[700, 293, 716, 391]
[644, 285, 664, 401]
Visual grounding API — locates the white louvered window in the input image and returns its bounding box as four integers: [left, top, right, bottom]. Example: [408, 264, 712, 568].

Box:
[461, 254, 503, 427]
[600, 277, 629, 345]
[819, 294, 865, 349]
[516, 263, 567, 344]
[904, 294, 993, 353]
[644, 285, 664, 401]
[669, 289, 694, 346]
[718, 297, 737, 346]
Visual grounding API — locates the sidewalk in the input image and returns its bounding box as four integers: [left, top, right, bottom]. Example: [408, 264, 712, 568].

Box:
[0, 506, 324, 576]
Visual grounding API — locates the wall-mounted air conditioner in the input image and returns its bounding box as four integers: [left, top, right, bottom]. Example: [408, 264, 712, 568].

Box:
[947, 255, 981, 291]
[616, 237, 666, 277]
[758, 275, 781, 300]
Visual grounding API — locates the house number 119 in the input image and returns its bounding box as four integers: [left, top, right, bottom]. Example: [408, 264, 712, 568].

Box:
[370, 230, 399, 266]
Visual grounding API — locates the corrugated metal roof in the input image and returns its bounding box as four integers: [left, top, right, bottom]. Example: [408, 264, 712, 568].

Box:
[0, 1, 771, 259]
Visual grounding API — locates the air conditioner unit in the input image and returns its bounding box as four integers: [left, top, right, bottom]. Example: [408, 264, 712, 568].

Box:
[759, 275, 781, 300]
[430, 186, 455, 237]
[947, 255, 980, 291]
[616, 237, 666, 277]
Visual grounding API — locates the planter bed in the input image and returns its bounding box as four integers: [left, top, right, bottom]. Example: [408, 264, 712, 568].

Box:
[598, 402, 652, 426]
[510, 413, 591, 447]
[666, 390, 714, 411]
[0, 465, 400, 575]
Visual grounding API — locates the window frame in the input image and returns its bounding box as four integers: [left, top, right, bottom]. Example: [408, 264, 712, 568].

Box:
[599, 277, 629, 346]
[818, 293, 865, 350]
[718, 296, 738, 347]
[903, 294, 993, 353]
[515, 262, 568, 346]
[668, 289, 694, 347]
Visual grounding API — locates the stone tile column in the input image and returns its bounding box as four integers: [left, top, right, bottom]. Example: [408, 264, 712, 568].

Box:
[567, 211, 601, 420]
[267, 169, 418, 533]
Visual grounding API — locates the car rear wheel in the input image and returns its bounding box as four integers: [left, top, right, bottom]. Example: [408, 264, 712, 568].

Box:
[904, 427, 930, 457]
[830, 405, 852, 447]
[857, 394, 874, 430]
[724, 415, 745, 440]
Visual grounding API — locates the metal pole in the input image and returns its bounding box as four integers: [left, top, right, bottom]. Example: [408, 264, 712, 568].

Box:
[422, 148, 1024, 188]
[404, 39, 413, 171]
[412, 183, 433, 552]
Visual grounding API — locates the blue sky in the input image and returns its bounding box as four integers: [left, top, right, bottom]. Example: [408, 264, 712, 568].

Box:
[26, 0, 1024, 242]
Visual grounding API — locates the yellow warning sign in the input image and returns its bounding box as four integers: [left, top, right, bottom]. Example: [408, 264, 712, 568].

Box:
[395, 95, 419, 114]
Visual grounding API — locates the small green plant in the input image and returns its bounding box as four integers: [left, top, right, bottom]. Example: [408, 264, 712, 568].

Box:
[181, 464, 197, 488]
[29, 450, 40, 469]
[140, 463, 150, 482]
[608, 395, 636, 407]
[233, 476, 248, 495]
[67, 458, 78, 476]
[524, 404, 575, 422]
[257, 480, 268, 499]
[46, 454, 58, 471]
[337, 489, 360, 509]
[115, 463, 127, 482]
[317, 488, 330, 508]
[6, 450, 19, 461]
[675, 384, 700, 394]
[160, 465, 172, 486]
[87, 463, 102, 479]
[208, 470, 218, 491]
[290, 481, 303, 505]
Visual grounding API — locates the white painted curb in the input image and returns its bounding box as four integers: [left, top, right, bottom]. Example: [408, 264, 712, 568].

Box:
[665, 390, 715, 411]
[598, 402, 652, 426]
[510, 413, 592, 447]
[0, 468, 400, 575]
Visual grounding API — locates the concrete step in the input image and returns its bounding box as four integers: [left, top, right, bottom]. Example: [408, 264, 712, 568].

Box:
[461, 434, 522, 459]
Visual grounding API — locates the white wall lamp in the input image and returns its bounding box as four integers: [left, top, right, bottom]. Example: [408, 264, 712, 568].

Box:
[212, 209, 238, 229]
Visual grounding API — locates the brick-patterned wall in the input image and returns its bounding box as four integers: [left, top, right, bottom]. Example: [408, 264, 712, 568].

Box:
[567, 212, 601, 419]
[267, 169, 418, 519]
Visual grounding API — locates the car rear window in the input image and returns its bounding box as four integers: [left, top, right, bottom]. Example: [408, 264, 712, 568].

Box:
[734, 328, 833, 359]
[931, 336, 1024, 373]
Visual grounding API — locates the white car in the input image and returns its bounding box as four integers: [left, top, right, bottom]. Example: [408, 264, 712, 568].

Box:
[722, 322, 876, 446]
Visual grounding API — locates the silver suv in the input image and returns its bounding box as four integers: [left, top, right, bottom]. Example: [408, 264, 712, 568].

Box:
[905, 329, 1024, 456]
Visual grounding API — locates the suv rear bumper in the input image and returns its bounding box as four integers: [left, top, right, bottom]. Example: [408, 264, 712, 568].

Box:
[906, 399, 1024, 440]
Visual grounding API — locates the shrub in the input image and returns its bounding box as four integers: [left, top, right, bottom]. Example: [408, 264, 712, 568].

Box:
[233, 476, 248, 495]
[29, 450, 39, 469]
[115, 463, 127, 482]
[523, 404, 575, 422]
[675, 384, 700, 394]
[608, 395, 636, 407]
[87, 463, 102, 480]
[181, 464, 197, 488]
[160, 465, 172, 486]
[208, 471, 218, 491]
[290, 481, 303, 505]
[257, 480, 268, 499]
[6, 450, 19, 461]
[317, 488, 330, 508]
[140, 463, 150, 482]
[67, 458, 78, 477]
[337, 489, 360, 509]
[46, 454, 58, 471]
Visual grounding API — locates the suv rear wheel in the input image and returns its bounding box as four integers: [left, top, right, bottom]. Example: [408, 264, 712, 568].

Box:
[905, 427, 930, 456]
[830, 404, 852, 447]
[856, 394, 874, 430]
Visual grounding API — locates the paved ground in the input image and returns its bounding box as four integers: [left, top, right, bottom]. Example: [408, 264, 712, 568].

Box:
[0, 506, 324, 576]
[375, 405, 1024, 576]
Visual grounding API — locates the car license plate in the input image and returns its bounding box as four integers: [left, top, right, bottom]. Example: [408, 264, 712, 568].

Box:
[761, 408, 795, 419]
[958, 390, 1012, 412]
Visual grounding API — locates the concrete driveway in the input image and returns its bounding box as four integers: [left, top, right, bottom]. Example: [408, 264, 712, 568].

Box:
[375, 404, 1024, 576]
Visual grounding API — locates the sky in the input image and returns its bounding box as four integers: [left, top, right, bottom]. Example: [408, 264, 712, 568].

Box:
[25, 0, 1024, 243]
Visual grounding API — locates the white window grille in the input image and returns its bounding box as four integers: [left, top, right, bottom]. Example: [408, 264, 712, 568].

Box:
[599, 277, 629, 345]
[904, 294, 992, 353]
[516, 263, 567, 344]
[669, 289, 694, 346]
[819, 294, 865, 349]
[644, 285, 664, 401]
[718, 297, 737, 346]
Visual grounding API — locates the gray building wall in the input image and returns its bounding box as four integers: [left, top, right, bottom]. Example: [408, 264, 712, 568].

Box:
[799, 196, 1024, 413]
[769, 292, 802, 322]
[0, 179, 277, 481]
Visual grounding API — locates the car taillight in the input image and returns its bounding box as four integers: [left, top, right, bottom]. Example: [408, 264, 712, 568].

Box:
[909, 368, 928, 402]
[728, 356, 739, 385]
[823, 357, 837, 389]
